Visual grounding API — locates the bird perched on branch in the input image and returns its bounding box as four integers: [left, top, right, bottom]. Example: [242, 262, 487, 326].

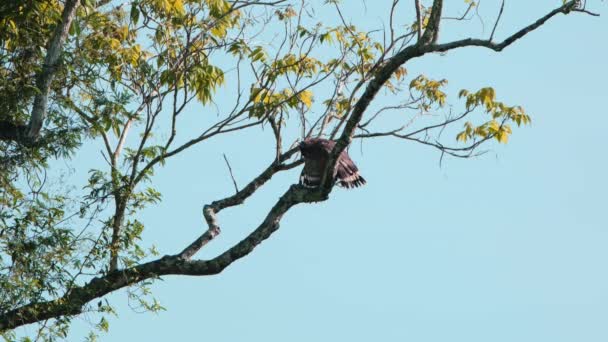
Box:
[298, 138, 366, 189]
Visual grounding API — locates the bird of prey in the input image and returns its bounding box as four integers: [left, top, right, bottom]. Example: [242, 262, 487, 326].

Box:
[298, 138, 366, 189]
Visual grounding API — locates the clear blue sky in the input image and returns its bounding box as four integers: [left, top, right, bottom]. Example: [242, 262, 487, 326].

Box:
[17, 1, 608, 341]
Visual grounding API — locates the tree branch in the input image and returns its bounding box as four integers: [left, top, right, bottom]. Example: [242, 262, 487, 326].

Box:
[490, 0, 506, 41]
[0, 152, 314, 332]
[420, 0, 443, 45]
[177, 147, 301, 262]
[27, 0, 80, 139]
[434, 1, 580, 53]
[222, 153, 239, 194]
[415, 0, 423, 41]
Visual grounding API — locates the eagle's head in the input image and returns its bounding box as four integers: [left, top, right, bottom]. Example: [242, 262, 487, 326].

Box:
[299, 138, 336, 158]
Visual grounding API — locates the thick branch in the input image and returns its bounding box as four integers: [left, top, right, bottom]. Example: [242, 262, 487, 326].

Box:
[0, 181, 323, 332]
[420, 0, 443, 45]
[27, 0, 81, 139]
[179, 148, 302, 260]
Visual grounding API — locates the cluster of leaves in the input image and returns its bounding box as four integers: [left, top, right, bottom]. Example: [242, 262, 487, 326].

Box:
[409, 74, 448, 108]
[249, 87, 314, 118]
[1, 191, 74, 312]
[456, 88, 531, 144]
[403, 74, 530, 147]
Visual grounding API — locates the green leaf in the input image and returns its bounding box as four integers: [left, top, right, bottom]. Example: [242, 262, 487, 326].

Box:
[131, 4, 140, 25]
[98, 317, 109, 332]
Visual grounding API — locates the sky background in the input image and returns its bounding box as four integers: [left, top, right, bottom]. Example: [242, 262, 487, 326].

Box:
[14, 0, 608, 341]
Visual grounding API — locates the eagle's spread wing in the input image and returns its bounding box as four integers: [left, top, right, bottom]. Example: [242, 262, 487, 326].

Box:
[299, 138, 365, 189]
[336, 151, 366, 188]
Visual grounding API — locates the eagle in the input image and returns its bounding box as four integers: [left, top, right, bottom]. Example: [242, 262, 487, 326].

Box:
[298, 138, 366, 189]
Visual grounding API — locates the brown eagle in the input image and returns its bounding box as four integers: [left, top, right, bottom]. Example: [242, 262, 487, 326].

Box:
[298, 138, 366, 189]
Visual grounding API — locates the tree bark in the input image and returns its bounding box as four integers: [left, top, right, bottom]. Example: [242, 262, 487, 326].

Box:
[27, 0, 80, 139]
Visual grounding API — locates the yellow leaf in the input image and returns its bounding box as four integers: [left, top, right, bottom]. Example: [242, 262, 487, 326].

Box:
[456, 131, 468, 143]
[298, 90, 313, 108]
[109, 38, 121, 50]
[497, 132, 509, 144]
[394, 67, 407, 81]
[173, 0, 184, 14]
[120, 26, 129, 40]
[211, 25, 227, 38]
[488, 120, 500, 133]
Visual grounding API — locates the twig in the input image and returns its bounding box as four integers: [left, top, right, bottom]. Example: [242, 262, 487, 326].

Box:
[443, 1, 475, 20]
[222, 153, 239, 193]
[574, 8, 600, 16]
[490, 0, 505, 40]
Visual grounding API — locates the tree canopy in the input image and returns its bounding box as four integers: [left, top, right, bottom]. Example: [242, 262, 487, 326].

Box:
[0, 0, 599, 340]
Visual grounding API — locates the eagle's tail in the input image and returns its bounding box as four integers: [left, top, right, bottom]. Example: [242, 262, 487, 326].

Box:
[300, 171, 366, 189]
[336, 158, 366, 189]
[336, 172, 366, 189]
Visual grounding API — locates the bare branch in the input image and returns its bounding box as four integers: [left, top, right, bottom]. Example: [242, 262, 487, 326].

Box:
[223, 153, 239, 193]
[443, 1, 475, 21]
[574, 8, 600, 16]
[490, 0, 506, 41]
[354, 108, 486, 158]
[434, 1, 581, 53]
